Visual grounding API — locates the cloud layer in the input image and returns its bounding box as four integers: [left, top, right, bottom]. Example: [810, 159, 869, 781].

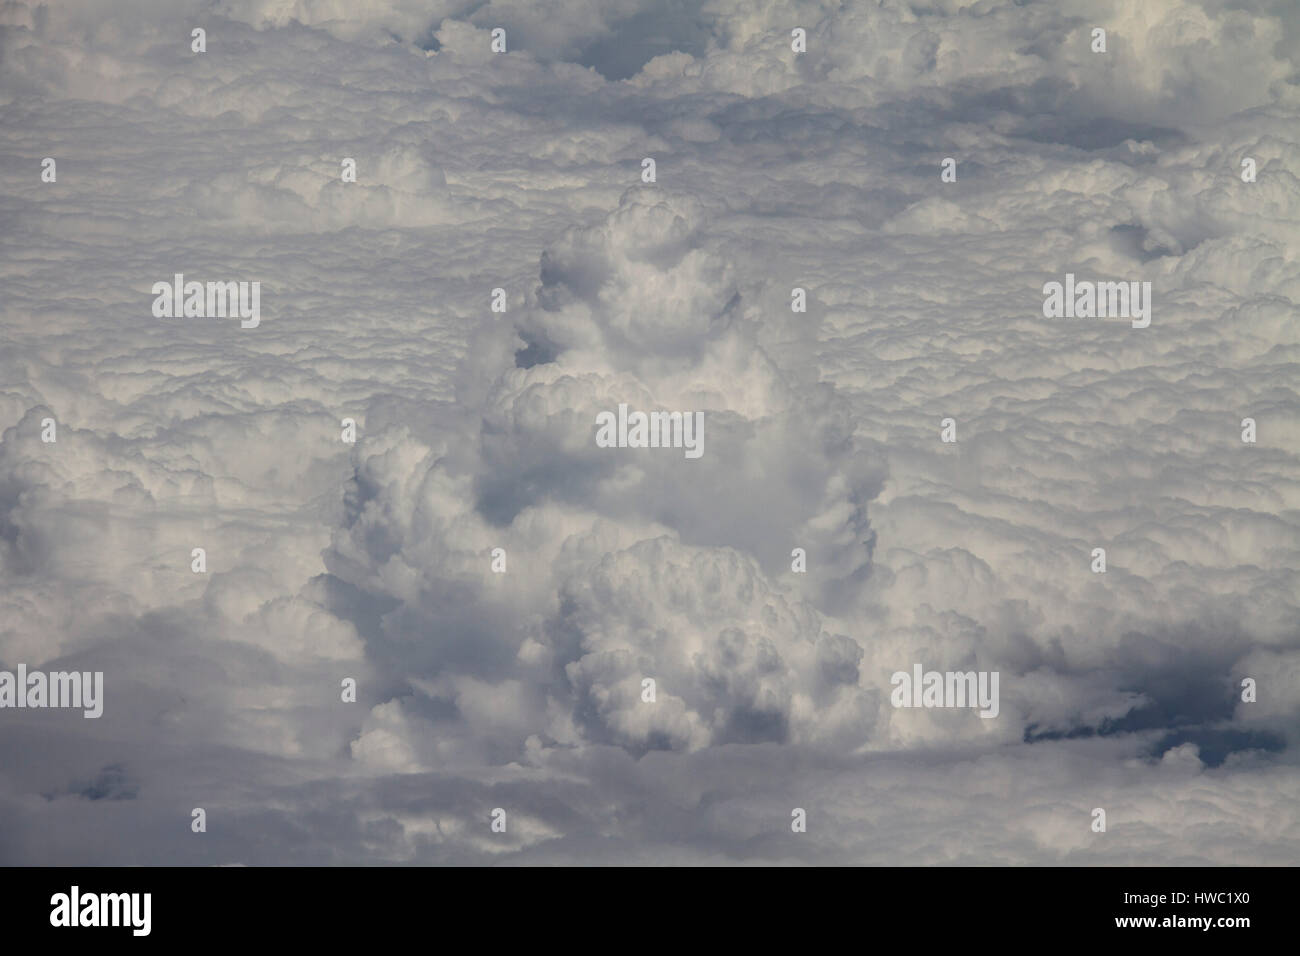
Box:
[1, 0, 1298, 864]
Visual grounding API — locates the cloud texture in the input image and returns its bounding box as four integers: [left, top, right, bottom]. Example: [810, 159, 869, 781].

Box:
[1, 0, 1298, 864]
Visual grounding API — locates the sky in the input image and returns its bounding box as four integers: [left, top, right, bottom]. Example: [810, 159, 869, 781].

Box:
[0, 0, 1298, 865]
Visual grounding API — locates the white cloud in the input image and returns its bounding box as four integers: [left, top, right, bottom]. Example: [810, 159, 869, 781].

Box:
[0, 0, 1297, 864]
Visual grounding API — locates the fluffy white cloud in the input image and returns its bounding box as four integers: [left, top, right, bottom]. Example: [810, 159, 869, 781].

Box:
[0, 0, 1296, 864]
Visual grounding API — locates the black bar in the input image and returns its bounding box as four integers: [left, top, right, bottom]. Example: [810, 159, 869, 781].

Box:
[3, 866, 1286, 943]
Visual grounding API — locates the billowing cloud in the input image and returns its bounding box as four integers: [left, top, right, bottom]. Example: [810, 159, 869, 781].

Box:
[1, 0, 1297, 864]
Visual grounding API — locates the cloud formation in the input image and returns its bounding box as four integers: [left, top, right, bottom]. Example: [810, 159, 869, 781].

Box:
[0, 0, 1297, 864]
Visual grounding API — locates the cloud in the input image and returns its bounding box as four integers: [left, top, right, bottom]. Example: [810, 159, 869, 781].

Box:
[0, 0, 1297, 864]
